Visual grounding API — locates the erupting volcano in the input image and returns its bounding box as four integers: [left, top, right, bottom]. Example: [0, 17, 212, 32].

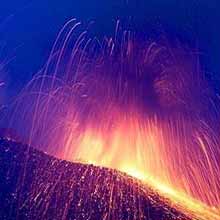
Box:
[0, 19, 220, 219]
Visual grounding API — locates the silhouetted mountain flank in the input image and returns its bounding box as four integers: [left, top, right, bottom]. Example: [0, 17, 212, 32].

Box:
[0, 138, 192, 220]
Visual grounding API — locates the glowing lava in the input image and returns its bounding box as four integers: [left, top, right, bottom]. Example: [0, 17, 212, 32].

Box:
[59, 113, 220, 220]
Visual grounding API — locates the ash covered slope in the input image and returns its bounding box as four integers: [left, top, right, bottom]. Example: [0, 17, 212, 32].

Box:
[0, 138, 191, 220]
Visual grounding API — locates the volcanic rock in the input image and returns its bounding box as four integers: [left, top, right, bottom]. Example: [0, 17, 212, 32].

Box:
[0, 138, 192, 220]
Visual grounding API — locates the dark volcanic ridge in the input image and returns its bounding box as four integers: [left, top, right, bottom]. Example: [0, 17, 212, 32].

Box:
[0, 138, 193, 220]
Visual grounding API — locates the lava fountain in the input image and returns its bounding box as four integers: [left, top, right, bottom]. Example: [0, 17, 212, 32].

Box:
[2, 19, 220, 219]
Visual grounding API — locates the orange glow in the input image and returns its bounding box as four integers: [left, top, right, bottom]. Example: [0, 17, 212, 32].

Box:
[55, 112, 220, 220]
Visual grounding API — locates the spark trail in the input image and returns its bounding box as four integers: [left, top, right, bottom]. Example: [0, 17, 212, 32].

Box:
[1, 19, 220, 219]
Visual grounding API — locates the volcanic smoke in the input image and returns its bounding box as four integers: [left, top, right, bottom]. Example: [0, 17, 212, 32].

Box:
[1, 19, 220, 219]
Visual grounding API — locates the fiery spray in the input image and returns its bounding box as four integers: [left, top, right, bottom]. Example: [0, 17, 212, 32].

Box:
[2, 19, 220, 219]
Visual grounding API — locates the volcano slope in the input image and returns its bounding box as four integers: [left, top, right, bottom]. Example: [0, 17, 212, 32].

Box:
[0, 138, 192, 220]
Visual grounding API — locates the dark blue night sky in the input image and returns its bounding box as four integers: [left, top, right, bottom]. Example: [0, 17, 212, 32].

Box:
[0, 0, 219, 104]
